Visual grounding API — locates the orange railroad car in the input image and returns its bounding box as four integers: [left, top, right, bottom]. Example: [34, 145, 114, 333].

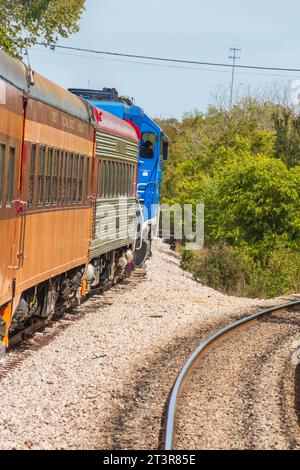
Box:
[0, 51, 139, 352]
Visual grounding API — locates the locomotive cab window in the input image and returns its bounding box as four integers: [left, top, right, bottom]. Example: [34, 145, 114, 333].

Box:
[140, 133, 156, 159]
[161, 140, 169, 161]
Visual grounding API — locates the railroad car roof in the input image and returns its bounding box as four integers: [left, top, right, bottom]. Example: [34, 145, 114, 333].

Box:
[30, 71, 91, 122]
[0, 49, 28, 91]
[94, 107, 140, 142]
[0, 49, 139, 137]
[0, 49, 91, 122]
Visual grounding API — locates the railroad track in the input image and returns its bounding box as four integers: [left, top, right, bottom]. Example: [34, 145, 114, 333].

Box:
[1, 266, 146, 371]
[164, 299, 300, 450]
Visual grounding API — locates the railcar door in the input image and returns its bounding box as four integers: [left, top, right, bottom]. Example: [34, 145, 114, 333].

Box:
[0, 77, 24, 347]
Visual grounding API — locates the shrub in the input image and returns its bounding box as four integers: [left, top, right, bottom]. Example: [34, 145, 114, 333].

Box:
[182, 245, 255, 297]
[205, 154, 300, 256]
[182, 245, 300, 299]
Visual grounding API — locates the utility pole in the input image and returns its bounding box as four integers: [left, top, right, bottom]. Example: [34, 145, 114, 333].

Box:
[229, 46, 241, 108]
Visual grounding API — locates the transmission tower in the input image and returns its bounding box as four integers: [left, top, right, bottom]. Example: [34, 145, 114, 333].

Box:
[229, 46, 241, 108]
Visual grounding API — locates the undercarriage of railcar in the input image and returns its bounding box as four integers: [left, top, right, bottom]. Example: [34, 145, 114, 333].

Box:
[1, 246, 134, 348]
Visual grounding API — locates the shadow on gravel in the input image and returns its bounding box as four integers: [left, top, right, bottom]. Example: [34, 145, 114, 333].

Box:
[295, 364, 300, 427]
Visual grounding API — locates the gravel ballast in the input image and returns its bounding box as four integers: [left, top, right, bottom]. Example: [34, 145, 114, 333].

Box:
[175, 311, 300, 450]
[0, 239, 298, 450]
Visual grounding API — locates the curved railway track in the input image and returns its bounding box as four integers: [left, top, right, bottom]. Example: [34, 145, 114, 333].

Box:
[164, 299, 300, 450]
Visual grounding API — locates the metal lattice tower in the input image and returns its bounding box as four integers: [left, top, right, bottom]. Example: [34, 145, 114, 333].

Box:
[229, 46, 241, 108]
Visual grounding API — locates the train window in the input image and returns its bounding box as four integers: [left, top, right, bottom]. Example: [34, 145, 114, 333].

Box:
[118, 163, 122, 196]
[57, 151, 63, 204]
[125, 164, 129, 196]
[113, 162, 116, 196]
[79, 156, 84, 202]
[62, 151, 68, 204]
[85, 157, 90, 201]
[73, 154, 79, 203]
[0, 144, 5, 207]
[67, 153, 73, 203]
[45, 148, 53, 205]
[107, 161, 111, 197]
[131, 165, 135, 196]
[112, 162, 116, 196]
[101, 160, 106, 197]
[109, 161, 114, 197]
[128, 165, 131, 196]
[119, 163, 122, 196]
[52, 150, 59, 205]
[114, 162, 118, 196]
[28, 145, 36, 207]
[38, 146, 45, 205]
[6, 147, 15, 208]
[116, 163, 121, 196]
[123, 164, 126, 197]
[140, 133, 156, 159]
[97, 160, 101, 197]
[120, 163, 124, 196]
[126, 164, 129, 196]
[123, 163, 126, 196]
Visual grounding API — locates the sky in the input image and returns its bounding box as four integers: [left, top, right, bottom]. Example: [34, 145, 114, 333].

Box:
[29, 0, 300, 119]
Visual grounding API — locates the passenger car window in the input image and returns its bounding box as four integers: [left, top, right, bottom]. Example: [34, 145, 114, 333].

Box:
[28, 145, 36, 207]
[38, 147, 45, 205]
[6, 147, 15, 207]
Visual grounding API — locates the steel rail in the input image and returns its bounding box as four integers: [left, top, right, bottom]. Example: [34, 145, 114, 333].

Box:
[164, 299, 300, 450]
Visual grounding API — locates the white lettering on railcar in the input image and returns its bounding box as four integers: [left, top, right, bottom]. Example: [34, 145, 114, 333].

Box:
[78, 123, 85, 135]
[50, 110, 58, 124]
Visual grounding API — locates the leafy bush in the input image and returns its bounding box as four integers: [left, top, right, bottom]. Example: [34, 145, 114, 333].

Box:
[182, 246, 300, 299]
[182, 245, 256, 297]
[159, 98, 300, 299]
[204, 155, 300, 258]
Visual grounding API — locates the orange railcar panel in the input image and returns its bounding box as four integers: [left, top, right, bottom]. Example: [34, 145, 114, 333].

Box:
[25, 120, 94, 157]
[0, 218, 16, 307]
[0, 78, 24, 311]
[15, 208, 91, 296]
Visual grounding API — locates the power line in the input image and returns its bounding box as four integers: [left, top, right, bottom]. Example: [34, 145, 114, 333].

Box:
[229, 46, 241, 107]
[37, 43, 300, 73]
[33, 47, 300, 80]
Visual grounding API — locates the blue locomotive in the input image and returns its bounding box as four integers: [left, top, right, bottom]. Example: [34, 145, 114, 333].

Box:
[69, 88, 170, 263]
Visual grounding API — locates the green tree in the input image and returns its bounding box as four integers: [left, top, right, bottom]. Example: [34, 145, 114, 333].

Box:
[204, 154, 300, 258]
[273, 107, 300, 167]
[160, 98, 300, 297]
[0, 0, 85, 58]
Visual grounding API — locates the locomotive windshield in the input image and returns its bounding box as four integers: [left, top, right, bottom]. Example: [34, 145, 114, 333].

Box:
[140, 132, 156, 159]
